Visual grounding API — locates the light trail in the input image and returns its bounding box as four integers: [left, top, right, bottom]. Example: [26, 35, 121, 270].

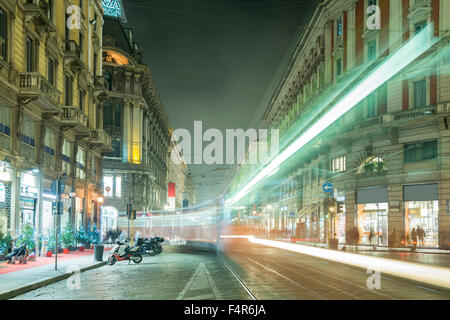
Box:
[225, 23, 439, 206]
[220, 235, 450, 290]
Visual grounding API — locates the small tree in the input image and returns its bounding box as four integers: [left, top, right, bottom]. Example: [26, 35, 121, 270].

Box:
[0, 226, 12, 255]
[75, 226, 88, 246]
[61, 223, 75, 249]
[88, 223, 101, 245]
[17, 223, 36, 252]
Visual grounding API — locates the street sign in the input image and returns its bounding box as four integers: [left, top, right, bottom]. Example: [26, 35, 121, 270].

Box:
[322, 182, 334, 193]
[51, 180, 65, 194]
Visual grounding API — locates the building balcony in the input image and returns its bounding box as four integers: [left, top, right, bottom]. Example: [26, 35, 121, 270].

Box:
[411, 0, 432, 10]
[22, 0, 55, 33]
[64, 40, 84, 72]
[60, 107, 90, 136]
[93, 76, 108, 100]
[89, 129, 113, 154]
[18, 72, 62, 114]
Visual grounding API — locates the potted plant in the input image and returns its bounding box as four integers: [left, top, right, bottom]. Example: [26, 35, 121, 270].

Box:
[61, 223, 75, 254]
[45, 230, 58, 257]
[88, 224, 101, 246]
[16, 223, 36, 259]
[364, 161, 376, 174]
[0, 227, 12, 261]
[75, 226, 88, 251]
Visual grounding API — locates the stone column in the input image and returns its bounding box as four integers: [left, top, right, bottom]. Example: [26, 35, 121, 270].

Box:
[388, 184, 405, 247]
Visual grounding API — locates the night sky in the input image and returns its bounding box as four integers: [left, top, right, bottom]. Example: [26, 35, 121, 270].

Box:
[123, 0, 319, 203]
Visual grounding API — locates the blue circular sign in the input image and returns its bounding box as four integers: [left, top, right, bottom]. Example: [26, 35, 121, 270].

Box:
[322, 183, 334, 193]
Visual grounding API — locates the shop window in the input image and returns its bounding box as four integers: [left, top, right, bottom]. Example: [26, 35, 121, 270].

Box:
[0, 8, 7, 61]
[331, 155, 346, 173]
[404, 201, 438, 247]
[413, 79, 426, 109]
[404, 140, 437, 162]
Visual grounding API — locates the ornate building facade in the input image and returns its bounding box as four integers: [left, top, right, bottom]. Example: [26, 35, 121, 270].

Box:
[100, 3, 171, 234]
[233, 0, 450, 249]
[0, 0, 110, 241]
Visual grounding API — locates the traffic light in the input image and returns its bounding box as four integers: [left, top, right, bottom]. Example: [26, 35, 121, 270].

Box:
[127, 203, 133, 220]
[337, 201, 344, 214]
[323, 197, 336, 216]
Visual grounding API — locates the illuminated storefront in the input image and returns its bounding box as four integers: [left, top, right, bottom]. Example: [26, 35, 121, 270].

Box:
[403, 184, 439, 248]
[19, 172, 39, 228]
[356, 187, 389, 246]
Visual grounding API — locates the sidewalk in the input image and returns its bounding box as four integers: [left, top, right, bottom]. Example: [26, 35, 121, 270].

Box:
[0, 249, 111, 300]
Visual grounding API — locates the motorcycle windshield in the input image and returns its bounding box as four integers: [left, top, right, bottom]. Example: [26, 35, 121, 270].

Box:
[118, 231, 128, 243]
[134, 231, 141, 242]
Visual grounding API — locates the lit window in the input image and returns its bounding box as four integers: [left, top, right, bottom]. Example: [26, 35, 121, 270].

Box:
[331, 156, 346, 173]
[104, 176, 113, 197]
[115, 176, 121, 197]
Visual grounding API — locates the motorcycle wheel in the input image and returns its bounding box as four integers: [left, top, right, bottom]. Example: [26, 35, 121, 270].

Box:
[108, 256, 117, 266]
[156, 245, 162, 254]
[132, 254, 142, 264]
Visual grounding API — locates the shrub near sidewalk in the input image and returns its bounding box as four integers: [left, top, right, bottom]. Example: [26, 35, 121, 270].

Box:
[61, 223, 75, 254]
[75, 226, 89, 251]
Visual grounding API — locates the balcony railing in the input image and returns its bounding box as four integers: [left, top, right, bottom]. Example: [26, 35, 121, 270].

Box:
[90, 129, 113, 153]
[393, 106, 436, 122]
[61, 107, 89, 135]
[412, 0, 432, 10]
[18, 72, 62, 113]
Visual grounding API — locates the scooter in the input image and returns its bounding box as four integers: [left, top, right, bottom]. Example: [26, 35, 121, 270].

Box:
[107, 232, 142, 266]
[6, 243, 28, 264]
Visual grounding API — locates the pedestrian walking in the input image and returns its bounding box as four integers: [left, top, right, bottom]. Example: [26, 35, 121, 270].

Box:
[369, 229, 375, 245]
[411, 227, 418, 251]
[418, 226, 426, 248]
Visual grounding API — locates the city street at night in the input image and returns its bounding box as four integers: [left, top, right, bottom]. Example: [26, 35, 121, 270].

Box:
[0, 0, 450, 310]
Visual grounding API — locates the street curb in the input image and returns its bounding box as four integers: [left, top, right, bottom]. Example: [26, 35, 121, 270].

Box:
[0, 261, 107, 300]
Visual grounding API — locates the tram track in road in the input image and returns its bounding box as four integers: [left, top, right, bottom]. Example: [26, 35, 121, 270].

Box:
[223, 262, 258, 300]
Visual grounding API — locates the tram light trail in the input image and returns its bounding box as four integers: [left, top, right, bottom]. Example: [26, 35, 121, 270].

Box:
[225, 23, 439, 206]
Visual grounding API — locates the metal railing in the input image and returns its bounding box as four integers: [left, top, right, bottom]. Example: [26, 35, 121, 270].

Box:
[18, 72, 61, 107]
[61, 106, 88, 128]
[90, 129, 112, 146]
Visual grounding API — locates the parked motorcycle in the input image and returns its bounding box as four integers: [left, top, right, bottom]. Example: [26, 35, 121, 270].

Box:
[107, 232, 142, 266]
[6, 243, 28, 264]
[135, 236, 164, 256]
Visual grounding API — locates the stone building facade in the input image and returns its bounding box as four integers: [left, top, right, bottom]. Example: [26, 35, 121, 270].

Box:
[100, 6, 171, 234]
[0, 0, 110, 241]
[233, 0, 450, 249]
